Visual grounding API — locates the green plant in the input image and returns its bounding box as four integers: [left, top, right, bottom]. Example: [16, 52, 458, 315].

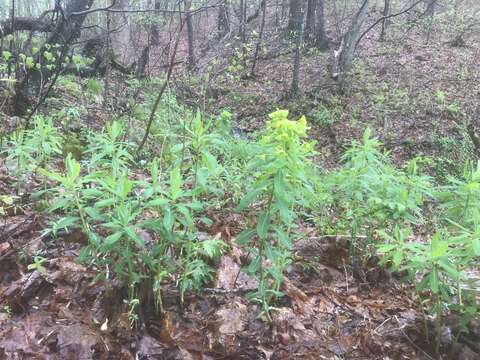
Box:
[2, 304, 12, 317]
[30, 116, 62, 166]
[55, 106, 81, 131]
[437, 161, 480, 226]
[376, 160, 480, 351]
[86, 78, 103, 98]
[236, 110, 317, 320]
[0, 194, 18, 216]
[377, 225, 478, 351]
[38, 119, 226, 323]
[435, 89, 463, 119]
[39, 153, 89, 234]
[310, 105, 338, 127]
[27, 255, 47, 274]
[321, 129, 432, 256]
[87, 121, 133, 177]
[3, 130, 36, 194]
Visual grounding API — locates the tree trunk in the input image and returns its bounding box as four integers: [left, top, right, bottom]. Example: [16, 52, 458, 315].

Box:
[152, 1, 161, 45]
[14, 0, 94, 115]
[290, 0, 305, 97]
[315, 0, 327, 49]
[217, 0, 230, 37]
[425, 0, 436, 16]
[104, 11, 112, 108]
[250, 0, 267, 76]
[185, 0, 196, 70]
[239, 0, 247, 67]
[380, 0, 391, 41]
[46, 0, 95, 46]
[424, 0, 436, 43]
[288, 0, 303, 32]
[330, 0, 369, 84]
[305, 0, 316, 40]
[111, 0, 135, 65]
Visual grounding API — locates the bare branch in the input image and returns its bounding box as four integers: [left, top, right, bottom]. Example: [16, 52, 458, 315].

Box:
[355, 0, 424, 48]
[1, 17, 55, 36]
[137, 16, 187, 153]
[70, 0, 118, 16]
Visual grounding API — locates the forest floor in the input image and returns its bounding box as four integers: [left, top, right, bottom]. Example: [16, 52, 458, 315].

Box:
[1, 17, 480, 360]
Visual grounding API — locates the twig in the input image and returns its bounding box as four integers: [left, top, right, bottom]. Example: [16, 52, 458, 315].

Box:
[355, 0, 425, 49]
[137, 12, 185, 153]
[395, 316, 435, 360]
[70, 0, 117, 16]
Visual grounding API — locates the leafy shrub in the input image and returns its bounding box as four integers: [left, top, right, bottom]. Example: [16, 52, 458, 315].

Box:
[319, 129, 432, 255]
[236, 110, 317, 319]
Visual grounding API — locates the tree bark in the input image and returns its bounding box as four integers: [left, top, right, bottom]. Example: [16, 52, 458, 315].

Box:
[250, 0, 267, 76]
[46, 0, 95, 46]
[0, 17, 55, 35]
[14, 0, 95, 115]
[288, 0, 303, 32]
[424, 0, 436, 16]
[111, 0, 136, 65]
[380, 0, 391, 41]
[305, 0, 316, 40]
[185, 0, 196, 70]
[290, 0, 305, 97]
[330, 0, 369, 84]
[217, 0, 230, 37]
[315, 0, 327, 49]
[152, 1, 161, 45]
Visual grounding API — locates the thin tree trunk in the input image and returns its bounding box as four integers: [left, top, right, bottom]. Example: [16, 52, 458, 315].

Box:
[152, 1, 161, 45]
[290, 0, 305, 97]
[425, 0, 436, 16]
[138, 16, 186, 154]
[185, 0, 196, 69]
[281, 0, 288, 20]
[239, 0, 245, 37]
[380, 0, 391, 41]
[288, 0, 303, 32]
[305, 0, 316, 40]
[315, 0, 327, 49]
[104, 10, 111, 108]
[250, 0, 267, 76]
[424, 0, 436, 43]
[239, 0, 247, 67]
[217, 0, 230, 37]
[111, 0, 135, 64]
[331, 0, 369, 85]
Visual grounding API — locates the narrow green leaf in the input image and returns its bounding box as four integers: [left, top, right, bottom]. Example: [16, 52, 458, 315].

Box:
[104, 232, 123, 247]
[170, 166, 182, 200]
[472, 239, 480, 256]
[438, 259, 460, 280]
[246, 255, 261, 275]
[430, 270, 439, 294]
[257, 211, 270, 239]
[236, 229, 256, 245]
[163, 208, 174, 230]
[146, 198, 169, 208]
[125, 227, 144, 247]
[275, 227, 292, 249]
[236, 187, 263, 211]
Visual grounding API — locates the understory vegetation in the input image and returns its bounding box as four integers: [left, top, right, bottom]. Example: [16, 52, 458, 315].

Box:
[1, 78, 479, 351]
[2, 0, 480, 358]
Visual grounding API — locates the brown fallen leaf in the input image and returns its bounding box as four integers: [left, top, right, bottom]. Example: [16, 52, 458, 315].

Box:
[215, 255, 257, 290]
[216, 299, 247, 334]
